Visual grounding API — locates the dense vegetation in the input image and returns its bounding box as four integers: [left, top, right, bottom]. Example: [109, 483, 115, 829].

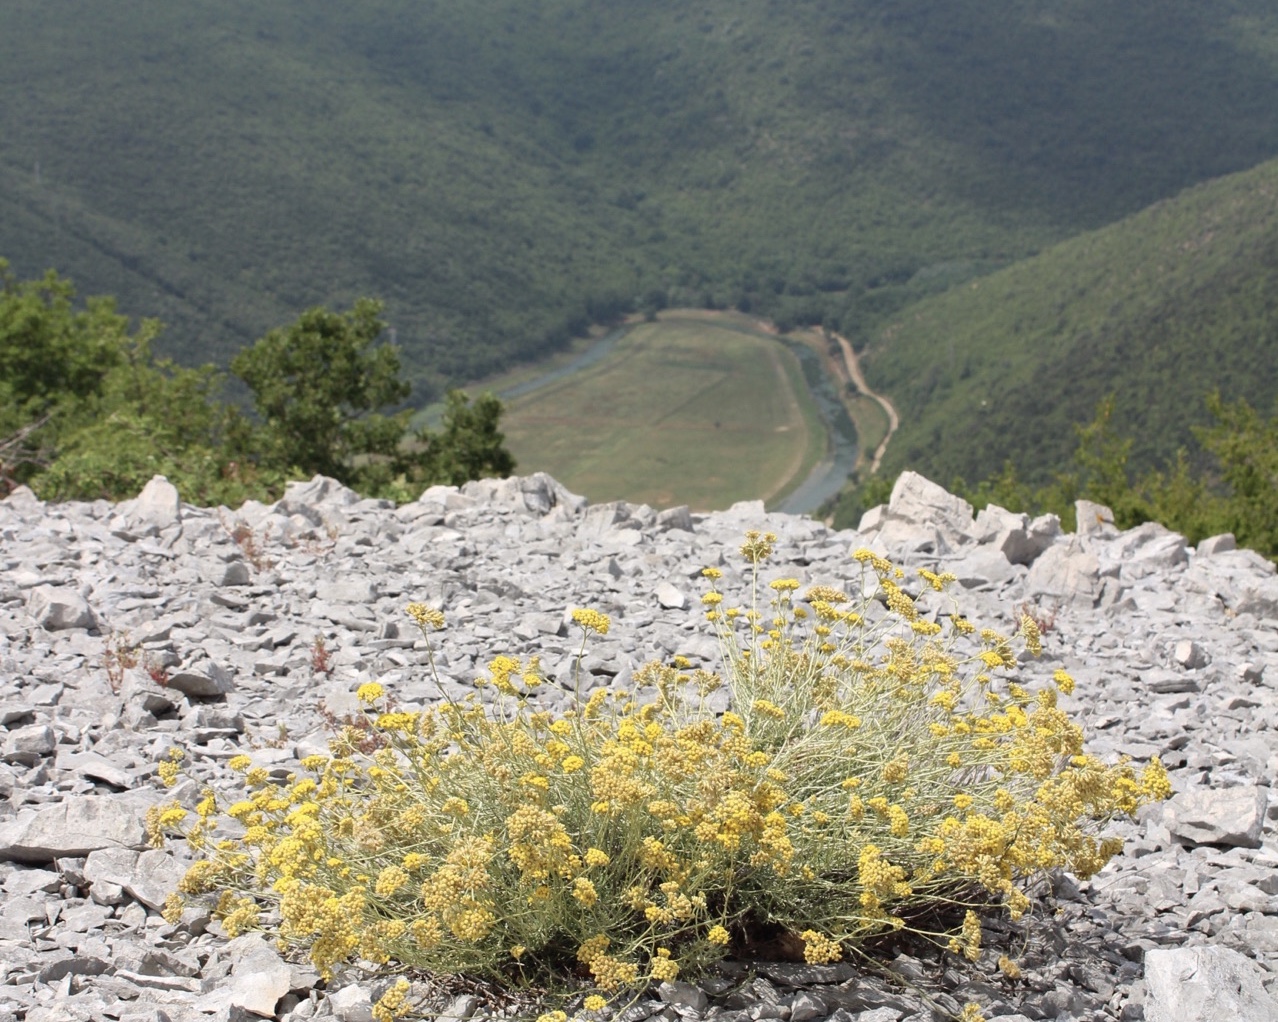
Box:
[858, 156, 1278, 493]
[0, 262, 512, 505]
[5, 2, 1278, 398]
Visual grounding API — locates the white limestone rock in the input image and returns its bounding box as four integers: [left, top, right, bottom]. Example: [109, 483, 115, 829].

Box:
[1164, 785, 1268, 849]
[1024, 537, 1102, 607]
[1075, 499, 1118, 539]
[656, 504, 694, 532]
[327, 984, 375, 1022]
[1144, 945, 1278, 1022]
[225, 933, 294, 1018]
[886, 470, 975, 544]
[164, 659, 233, 698]
[1196, 533, 1237, 556]
[27, 585, 95, 631]
[130, 476, 182, 530]
[1109, 521, 1190, 576]
[858, 504, 888, 533]
[0, 793, 151, 862]
[203, 558, 251, 587]
[461, 471, 586, 517]
[655, 581, 687, 610]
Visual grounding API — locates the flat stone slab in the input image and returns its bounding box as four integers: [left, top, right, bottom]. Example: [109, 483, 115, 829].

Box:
[1164, 785, 1268, 849]
[1145, 945, 1278, 1022]
[0, 793, 151, 862]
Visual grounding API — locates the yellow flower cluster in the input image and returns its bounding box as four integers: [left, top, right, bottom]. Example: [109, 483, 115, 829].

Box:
[799, 930, 843, 964]
[159, 549, 1169, 1007]
[571, 608, 611, 635]
[405, 602, 445, 630]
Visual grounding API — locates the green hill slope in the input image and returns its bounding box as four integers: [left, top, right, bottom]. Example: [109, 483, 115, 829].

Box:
[5, 2, 1278, 396]
[863, 156, 1278, 488]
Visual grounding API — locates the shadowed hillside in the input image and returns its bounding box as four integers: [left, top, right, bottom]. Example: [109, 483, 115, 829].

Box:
[4, 1, 1278, 397]
[863, 156, 1278, 489]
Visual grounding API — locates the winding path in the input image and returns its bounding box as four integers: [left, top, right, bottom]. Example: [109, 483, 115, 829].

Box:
[827, 330, 899, 474]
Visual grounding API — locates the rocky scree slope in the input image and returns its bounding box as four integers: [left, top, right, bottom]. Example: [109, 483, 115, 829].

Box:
[0, 470, 1277, 1022]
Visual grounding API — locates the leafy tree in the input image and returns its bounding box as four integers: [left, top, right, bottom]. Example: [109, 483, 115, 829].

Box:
[1196, 391, 1278, 554]
[0, 260, 144, 487]
[419, 390, 516, 487]
[1, 267, 516, 504]
[230, 299, 516, 496]
[36, 336, 278, 506]
[230, 299, 410, 482]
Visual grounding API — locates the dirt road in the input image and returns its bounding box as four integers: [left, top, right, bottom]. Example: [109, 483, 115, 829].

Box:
[828, 331, 899, 474]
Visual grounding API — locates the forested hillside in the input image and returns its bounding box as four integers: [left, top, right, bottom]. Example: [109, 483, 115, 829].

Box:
[862, 156, 1278, 489]
[5, 1, 1278, 398]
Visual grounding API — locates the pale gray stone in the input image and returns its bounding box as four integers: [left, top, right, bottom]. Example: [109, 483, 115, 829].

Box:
[973, 504, 1058, 564]
[127, 849, 188, 910]
[949, 547, 1018, 588]
[515, 612, 565, 639]
[2, 483, 42, 511]
[1165, 786, 1268, 848]
[755, 962, 856, 986]
[1197, 533, 1237, 556]
[83, 846, 141, 896]
[117, 669, 182, 717]
[205, 559, 252, 587]
[873, 517, 949, 554]
[854, 1009, 905, 1022]
[132, 476, 182, 528]
[2, 867, 61, 895]
[1076, 499, 1118, 538]
[656, 505, 694, 532]
[2, 725, 56, 765]
[788, 992, 829, 1021]
[1236, 581, 1278, 618]
[1111, 521, 1190, 573]
[655, 581, 687, 609]
[327, 985, 374, 1022]
[656, 981, 709, 1014]
[316, 578, 379, 604]
[886, 470, 974, 542]
[165, 660, 233, 698]
[417, 484, 476, 511]
[858, 504, 888, 532]
[0, 792, 150, 861]
[227, 934, 293, 1018]
[973, 503, 1028, 543]
[1025, 537, 1102, 606]
[435, 994, 480, 1022]
[1174, 640, 1208, 669]
[462, 471, 584, 517]
[282, 475, 361, 509]
[579, 501, 635, 539]
[1144, 946, 1278, 1022]
[27, 586, 95, 630]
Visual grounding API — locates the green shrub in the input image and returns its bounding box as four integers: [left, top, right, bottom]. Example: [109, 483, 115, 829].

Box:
[156, 536, 1169, 1020]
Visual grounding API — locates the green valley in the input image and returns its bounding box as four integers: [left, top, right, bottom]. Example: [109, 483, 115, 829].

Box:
[500, 315, 825, 511]
[6, 1, 1278, 403]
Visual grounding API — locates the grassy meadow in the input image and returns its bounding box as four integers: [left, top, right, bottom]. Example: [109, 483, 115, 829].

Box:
[500, 317, 825, 511]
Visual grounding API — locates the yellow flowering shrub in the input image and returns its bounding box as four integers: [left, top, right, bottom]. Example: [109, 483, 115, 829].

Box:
[162, 539, 1170, 1010]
